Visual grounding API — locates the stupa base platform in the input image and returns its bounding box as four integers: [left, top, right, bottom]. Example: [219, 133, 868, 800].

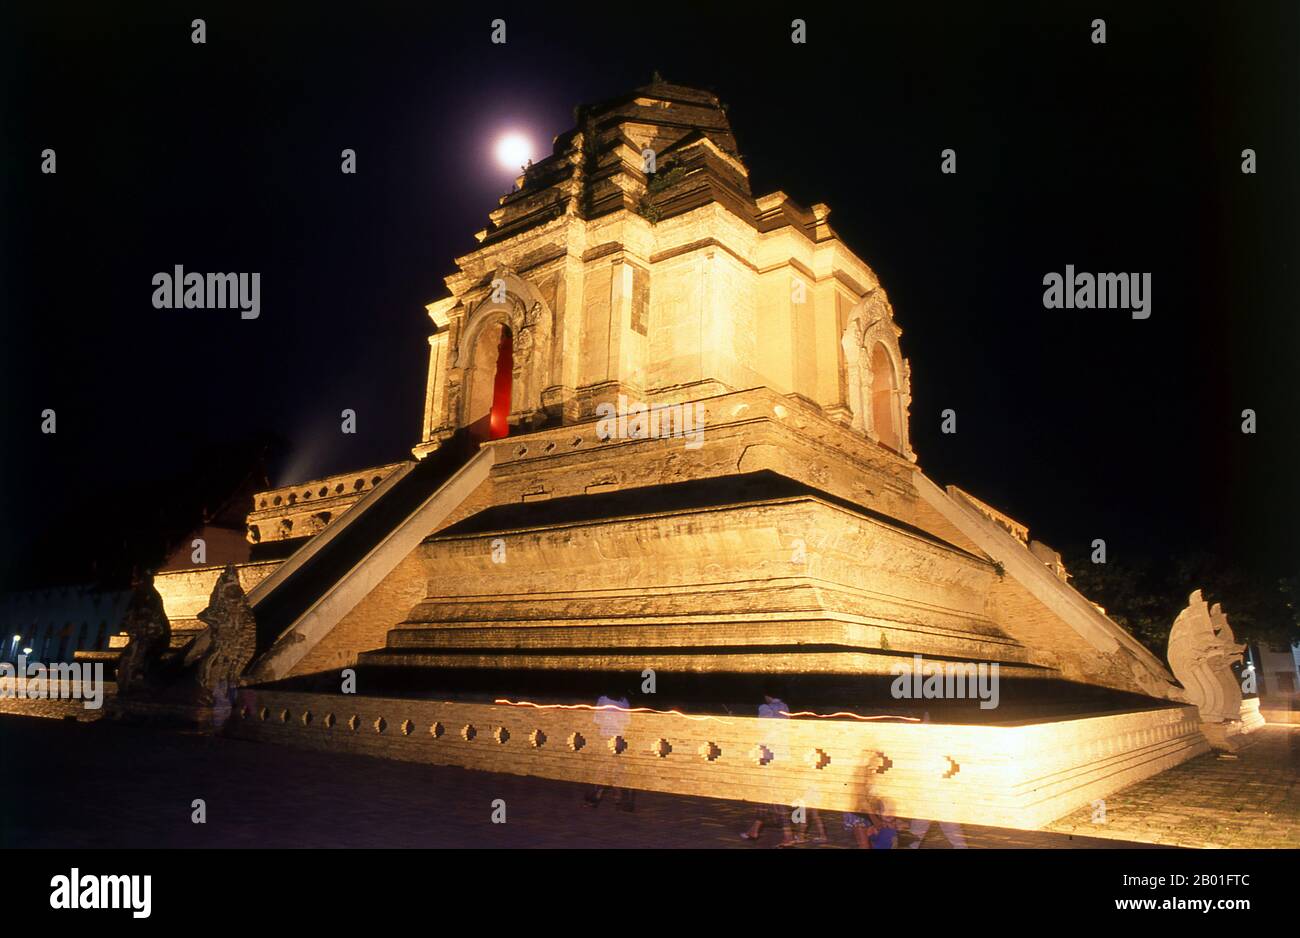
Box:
[225, 688, 1209, 830]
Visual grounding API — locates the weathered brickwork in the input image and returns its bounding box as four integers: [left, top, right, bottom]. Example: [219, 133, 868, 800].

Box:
[289, 552, 429, 676]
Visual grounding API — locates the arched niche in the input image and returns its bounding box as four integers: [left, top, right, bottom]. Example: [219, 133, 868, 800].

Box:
[464, 320, 514, 440]
[450, 269, 553, 437]
[870, 342, 901, 452]
[840, 287, 914, 460]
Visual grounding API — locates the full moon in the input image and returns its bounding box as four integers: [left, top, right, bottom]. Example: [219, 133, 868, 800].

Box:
[494, 132, 535, 172]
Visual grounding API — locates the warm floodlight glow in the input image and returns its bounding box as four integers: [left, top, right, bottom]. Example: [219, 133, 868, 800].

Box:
[493, 132, 534, 172]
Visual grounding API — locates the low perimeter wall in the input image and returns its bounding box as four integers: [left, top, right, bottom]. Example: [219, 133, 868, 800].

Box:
[226, 690, 1210, 830]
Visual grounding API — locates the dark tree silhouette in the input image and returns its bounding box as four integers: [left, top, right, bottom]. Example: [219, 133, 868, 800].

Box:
[1064, 550, 1299, 658]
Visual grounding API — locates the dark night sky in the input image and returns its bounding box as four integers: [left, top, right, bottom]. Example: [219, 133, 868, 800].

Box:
[2, 1, 1297, 589]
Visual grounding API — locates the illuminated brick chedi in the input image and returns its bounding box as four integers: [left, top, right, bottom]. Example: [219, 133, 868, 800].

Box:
[193, 80, 1239, 825]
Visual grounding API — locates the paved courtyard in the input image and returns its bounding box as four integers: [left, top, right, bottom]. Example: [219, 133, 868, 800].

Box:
[2, 716, 1294, 849]
[1047, 724, 1300, 848]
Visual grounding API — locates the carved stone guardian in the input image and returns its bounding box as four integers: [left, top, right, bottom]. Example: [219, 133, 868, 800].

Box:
[183, 564, 258, 707]
[115, 577, 172, 698]
[1167, 589, 1250, 749]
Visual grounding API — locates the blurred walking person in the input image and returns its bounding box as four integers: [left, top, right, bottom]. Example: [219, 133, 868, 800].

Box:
[583, 689, 636, 811]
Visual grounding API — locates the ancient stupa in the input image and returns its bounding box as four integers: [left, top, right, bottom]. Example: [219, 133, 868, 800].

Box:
[141, 80, 1242, 828]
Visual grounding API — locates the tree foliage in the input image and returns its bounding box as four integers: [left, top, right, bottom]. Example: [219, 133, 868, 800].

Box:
[1063, 550, 1299, 658]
